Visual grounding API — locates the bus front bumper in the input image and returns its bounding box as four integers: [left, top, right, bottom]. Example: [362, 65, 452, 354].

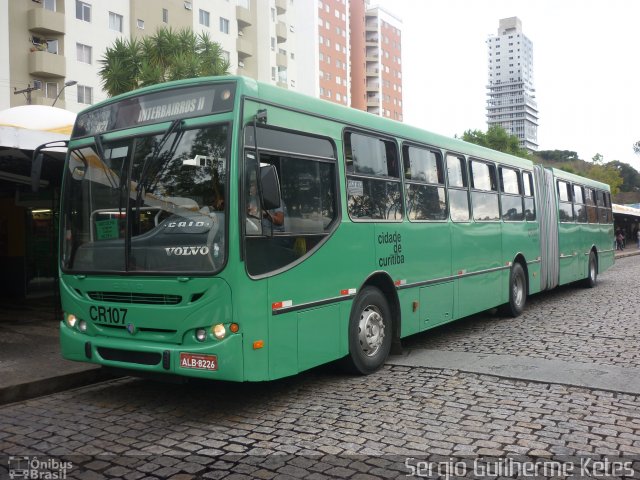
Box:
[60, 322, 245, 381]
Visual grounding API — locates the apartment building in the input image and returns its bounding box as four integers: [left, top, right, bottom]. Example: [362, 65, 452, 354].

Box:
[4, 0, 298, 112]
[3, 0, 399, 119]
[486, 17, 538, 152]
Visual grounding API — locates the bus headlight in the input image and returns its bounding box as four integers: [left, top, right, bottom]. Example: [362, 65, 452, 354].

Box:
[65, 313, 77, 328]
[195, 328, 207, 342]
[212, 324, 226, 340]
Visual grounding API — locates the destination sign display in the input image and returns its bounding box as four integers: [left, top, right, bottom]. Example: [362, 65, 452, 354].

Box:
[72, 83, 236, 138]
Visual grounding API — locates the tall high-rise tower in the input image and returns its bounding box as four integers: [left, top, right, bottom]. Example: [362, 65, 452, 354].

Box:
[486, 17, 538, 151]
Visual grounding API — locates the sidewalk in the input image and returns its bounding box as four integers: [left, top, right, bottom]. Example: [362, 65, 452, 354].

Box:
[0, 296, 111, 405]
[1, 248, 639, 405]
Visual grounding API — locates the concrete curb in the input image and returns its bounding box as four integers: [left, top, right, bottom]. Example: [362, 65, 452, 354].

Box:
[0, 367, 114, 406]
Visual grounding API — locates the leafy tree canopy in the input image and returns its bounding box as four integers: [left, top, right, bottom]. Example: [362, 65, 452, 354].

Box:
[536, 150, 579, 163]
[461, 125, 529, 159]
[99, 27, 230, 97]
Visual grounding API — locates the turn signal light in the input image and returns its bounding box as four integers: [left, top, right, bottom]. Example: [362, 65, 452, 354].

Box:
[229, 323, 239, 333]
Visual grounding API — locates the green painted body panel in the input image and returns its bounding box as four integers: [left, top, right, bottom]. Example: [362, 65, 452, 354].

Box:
[58, 76, 615, 382]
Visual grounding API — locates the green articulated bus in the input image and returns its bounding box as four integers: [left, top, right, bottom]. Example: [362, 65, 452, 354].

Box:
[56, 76, 614, 381]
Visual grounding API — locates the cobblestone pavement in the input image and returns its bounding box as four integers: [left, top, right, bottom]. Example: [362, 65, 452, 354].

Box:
[403, 254, 640, 369]
[1, 257, 639, 479]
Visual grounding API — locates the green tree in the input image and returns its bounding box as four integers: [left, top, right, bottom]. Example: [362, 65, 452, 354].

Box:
[608, 160, 640, 192]
[587, 163, 623, 195]
[99, 27, 230, 97]
[536, 150, 579, 162]
[461, 125, 529, 159]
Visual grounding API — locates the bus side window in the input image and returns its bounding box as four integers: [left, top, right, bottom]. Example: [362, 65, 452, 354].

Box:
[469, 159, 499, 222]
[596, 190, 610, 224]
[403, 144, 447, 221]
[499, 166, 524, 221]
[585, 187, 598, 223]
[344, 131, 402, 220]
[574, 184, 587, 223]
[446, 153, 469, 222]
[557, 180, 574, 222]
[244, 127, 338, 276]
[522, 171, 536, 220]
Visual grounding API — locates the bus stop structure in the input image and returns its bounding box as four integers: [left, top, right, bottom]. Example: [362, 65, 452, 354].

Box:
[0, 105, 74, 301]
[613, 203, 640, 249]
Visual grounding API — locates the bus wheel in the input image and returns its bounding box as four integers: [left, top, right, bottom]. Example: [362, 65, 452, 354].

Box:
[503, 262, 527, 317]
[582, 251, 598, 288]
[344, 286, 392, 375]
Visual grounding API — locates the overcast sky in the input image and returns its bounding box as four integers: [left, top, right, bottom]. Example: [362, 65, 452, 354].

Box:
[375, 0, 640, 170]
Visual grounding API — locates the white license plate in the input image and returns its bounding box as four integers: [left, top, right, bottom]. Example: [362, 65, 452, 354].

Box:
[179, 353, 217, 371]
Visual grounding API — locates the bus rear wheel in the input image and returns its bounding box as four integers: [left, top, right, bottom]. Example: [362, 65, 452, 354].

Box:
[344, 286, 392, 375]
[582, 251, 598, 288]
[502, 262, 527, 317]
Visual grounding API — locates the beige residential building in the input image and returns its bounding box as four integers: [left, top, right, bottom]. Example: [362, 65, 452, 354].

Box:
[3, 0, 399, 119]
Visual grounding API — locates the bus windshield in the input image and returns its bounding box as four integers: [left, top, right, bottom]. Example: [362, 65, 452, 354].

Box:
[61, 123, 228, 274]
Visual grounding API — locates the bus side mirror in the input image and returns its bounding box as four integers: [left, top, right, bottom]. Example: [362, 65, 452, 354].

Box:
[260, 164, 281, 210]
[31, 140, 68, 192]
[31, 152, 44, 193]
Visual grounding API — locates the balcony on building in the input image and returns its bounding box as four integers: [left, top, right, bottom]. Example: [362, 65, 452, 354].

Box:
[276, 21, 287, 43]
[365, 19, 377, 31]
[27, 6, 65, 35]
[366, 66, 379, 77]
[236, 37, 253, 58]
[275, 0, 287, 15]
[367, 93, 380, 107]
[236, 5, 252, 27]
[276, 52, 288, 68]
[29, 51, 65, 78]
[365, 33, 378, 45]
[366, 80, 380, 90]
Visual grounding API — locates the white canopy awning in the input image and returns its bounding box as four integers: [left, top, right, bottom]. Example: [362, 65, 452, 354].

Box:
[0, 105, 76, 151]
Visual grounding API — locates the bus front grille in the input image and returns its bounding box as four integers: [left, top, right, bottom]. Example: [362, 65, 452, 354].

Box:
[88, 291, 182, 305]
[97, 347, 161, 366]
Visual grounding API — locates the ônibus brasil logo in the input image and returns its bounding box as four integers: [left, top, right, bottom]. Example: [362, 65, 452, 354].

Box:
[164, 246, 209, 256]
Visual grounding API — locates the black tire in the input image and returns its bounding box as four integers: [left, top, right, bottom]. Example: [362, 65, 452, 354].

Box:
[503, 262, 527, 317]
[343, 286, 392, 375]
[582, 251, 598, 288]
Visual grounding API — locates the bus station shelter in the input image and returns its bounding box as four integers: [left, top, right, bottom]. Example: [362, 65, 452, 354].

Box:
[0, 105, 75, 300]
[612, 203, 640, 248]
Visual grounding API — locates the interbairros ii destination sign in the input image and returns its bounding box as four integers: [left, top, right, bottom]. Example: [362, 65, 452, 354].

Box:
[73, 83, 236, 138]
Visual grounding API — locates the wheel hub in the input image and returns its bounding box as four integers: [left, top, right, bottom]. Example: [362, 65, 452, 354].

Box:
[358, 306, 385, 357]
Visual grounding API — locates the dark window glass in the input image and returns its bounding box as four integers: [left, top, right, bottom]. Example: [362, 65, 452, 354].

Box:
[403, 145, 447, 221]
[585, 188, 598, 223]
[501, 194, 524, 221]
[522, 171, 533, 197]
[500, 167, 520, 194]
[345, 132, 399, 177]
[472, 191, 500, 221]
[446, 154, 467, 188]
[573, 185, 587, 223]
[558, 202, 574, 222]
[557, 181, 571, 202]
[403, 145, 444, 183]
[347, 179, 402, 220]
[573, 185, 584, 204]
[449, 189, 470, 222]
[470, 160, 497, 192]
[244, 129, 338, 276]
[406, 184, 447, 221]
[524, 198, 536, 221]
[344, 132, 402, 221]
